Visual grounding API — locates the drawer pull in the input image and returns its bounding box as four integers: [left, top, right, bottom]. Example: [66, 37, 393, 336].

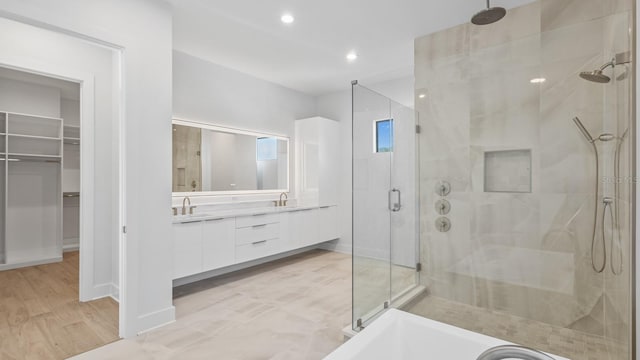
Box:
[252, 240, 268, 245]
[180, 220, 202, 224]
[252, 224, 267, 228]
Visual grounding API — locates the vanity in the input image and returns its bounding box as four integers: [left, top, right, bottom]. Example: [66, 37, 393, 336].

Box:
[171, 117, 340, 284]
[172, 205, 339, 280]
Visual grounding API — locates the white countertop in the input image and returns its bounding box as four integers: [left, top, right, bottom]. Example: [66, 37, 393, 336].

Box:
[172, 204, 334, 223]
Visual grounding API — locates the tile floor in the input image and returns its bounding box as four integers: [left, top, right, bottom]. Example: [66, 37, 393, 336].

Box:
[405, 295, 629, 360]
[72, 250, 351, 360]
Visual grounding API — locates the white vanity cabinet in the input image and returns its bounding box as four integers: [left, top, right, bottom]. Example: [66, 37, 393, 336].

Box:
[202, 218, 235, 272]
[317, 205, 340, 242]
[172, 205, 340, 281]
[287, 208, 318, 247]
[173, 220, 203, 279]
[235, 214, 281, 262]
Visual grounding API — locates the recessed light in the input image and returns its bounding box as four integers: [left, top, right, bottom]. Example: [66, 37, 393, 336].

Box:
[281, 14, 294, 24]
[530, 78, 546, 84]
[346, 52, 358, 62]
[419, 94, 426, 99]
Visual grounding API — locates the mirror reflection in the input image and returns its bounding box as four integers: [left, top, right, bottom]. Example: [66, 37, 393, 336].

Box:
[172, 122, 288, 193]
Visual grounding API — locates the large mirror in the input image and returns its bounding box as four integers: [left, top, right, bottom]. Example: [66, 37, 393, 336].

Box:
[172, 119, 289, 195]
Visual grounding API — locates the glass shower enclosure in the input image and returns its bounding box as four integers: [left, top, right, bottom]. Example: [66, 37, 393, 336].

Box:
[352, 1, 635, 359]
[351, 81, 421, 329]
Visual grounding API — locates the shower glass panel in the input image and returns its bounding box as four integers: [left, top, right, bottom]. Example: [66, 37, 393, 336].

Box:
[352, 83, 420, 329]
[406, 1, 634, 360]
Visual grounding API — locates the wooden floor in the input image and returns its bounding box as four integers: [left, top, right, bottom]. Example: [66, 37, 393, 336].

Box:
[0, 251, 119, 360]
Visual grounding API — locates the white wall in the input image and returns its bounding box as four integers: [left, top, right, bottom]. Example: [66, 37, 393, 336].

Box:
[315, 76, 414, 254]
[0, 0, 174, 337]
[0, 78, 60, 117]
[172, 50, 316, 204]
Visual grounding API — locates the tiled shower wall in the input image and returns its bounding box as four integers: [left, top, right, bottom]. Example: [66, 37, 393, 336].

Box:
[415, 0, 632, 355]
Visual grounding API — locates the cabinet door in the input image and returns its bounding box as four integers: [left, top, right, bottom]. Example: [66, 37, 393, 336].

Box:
[202, 218, 235, 272]
[318, 119, 340, 207]
[318, 206, 340, 242]
[289, 208, 318, 248]
[173, 221, 203, 279]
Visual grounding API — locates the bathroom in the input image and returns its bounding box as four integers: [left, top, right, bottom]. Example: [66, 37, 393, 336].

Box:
[0, 0, 637, 359]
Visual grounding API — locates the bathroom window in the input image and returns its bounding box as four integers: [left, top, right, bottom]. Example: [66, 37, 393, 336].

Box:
[256, 137, 278, 161]
[375, 119, 393, 153]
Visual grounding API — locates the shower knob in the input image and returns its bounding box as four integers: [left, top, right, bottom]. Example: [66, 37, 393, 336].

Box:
[435, 199, 451, 215]
[435, 181, 451, 196]
[435, 217, 451, 232]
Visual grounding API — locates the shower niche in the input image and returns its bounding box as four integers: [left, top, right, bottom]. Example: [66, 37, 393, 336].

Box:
[483, 149, 531, 193]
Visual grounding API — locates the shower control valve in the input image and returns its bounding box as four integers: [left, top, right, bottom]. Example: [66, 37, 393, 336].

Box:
[436, 217, 451, 232]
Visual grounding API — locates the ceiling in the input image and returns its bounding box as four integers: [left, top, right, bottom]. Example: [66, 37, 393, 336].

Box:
[167, 0, 534, 96]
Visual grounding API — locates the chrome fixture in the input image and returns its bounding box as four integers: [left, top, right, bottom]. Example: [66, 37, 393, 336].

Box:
[471, 0, 507, 25]
[476, 345, 555, 360]
[388, 188, 402, 212]
[580, 52, 632, 83]
[435, 199, 451, 215]
[435, 181, 451, 196]
[182, 196, 196, 215]
[571, 117, 627, 274]
[435, 217, 451, 232]
[278, 192, 288, 207]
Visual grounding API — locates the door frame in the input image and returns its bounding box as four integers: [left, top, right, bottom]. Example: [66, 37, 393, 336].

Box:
[0, 18, 128, 338]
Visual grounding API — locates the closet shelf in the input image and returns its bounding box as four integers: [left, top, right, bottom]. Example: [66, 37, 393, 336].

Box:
[63, 137, 80, 145]
[6, 153, 62, 162]
[7, 133, 62, 141]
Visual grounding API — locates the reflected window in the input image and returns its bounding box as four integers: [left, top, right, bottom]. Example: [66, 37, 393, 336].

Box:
[375, 119, 393, 153]
[256, 137, 277, 160]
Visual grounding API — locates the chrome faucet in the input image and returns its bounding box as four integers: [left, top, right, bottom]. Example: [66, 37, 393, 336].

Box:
[278, 192, 288, 207]
[182, 196, 196, 215]
[476, 345, 555, 360]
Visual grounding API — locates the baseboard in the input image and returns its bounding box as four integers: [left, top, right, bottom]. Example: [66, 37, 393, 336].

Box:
[88, 282, 116, 301]
[109, 283, 120, 302]
[0, 256, 62, 271]
[63, 240, 79, 252]
[317, 241, 352, 254]
[137, 306, 176, 335]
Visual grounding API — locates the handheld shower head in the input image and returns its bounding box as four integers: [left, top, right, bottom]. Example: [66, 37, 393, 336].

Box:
[573, 117, 595, 143]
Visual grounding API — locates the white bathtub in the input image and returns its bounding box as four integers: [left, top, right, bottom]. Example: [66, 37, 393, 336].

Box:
[324, 309, 569, 360]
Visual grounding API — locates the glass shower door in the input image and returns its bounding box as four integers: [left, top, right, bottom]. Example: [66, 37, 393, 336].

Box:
[352, 82, 419, 330]
[352, 83, 392, 329]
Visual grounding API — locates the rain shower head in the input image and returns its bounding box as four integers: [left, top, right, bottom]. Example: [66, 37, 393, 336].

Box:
[579, 69, 611, 83]
[471, 0, 506, 25]
[579, 60, 615, 83]
[572, 117, 595, 143]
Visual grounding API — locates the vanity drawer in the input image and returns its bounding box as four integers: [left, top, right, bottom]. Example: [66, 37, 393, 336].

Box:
[235, 223, 280, 245]
[235, 213, 280, 228]
[235, 238, 282, 263]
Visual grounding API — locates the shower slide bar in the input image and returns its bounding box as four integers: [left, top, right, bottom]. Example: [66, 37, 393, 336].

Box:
[572, 117, 625, 275]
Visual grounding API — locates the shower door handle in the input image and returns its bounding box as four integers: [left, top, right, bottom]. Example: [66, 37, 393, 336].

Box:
[389, 188, 401, 212]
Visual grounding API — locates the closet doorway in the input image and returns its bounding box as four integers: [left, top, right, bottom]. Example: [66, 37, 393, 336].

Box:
[0, 31, 123, 357]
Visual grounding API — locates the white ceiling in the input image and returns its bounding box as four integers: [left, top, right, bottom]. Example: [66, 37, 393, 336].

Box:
[167, 0, 534, 96]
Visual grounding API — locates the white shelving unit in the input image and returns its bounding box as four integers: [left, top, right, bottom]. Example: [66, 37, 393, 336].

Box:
[0, 111, 63, 270]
